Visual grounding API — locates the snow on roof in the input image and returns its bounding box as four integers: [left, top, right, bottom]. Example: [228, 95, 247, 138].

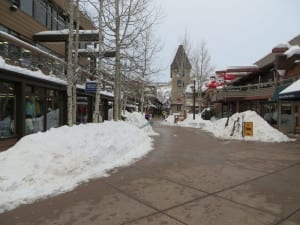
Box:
[0, 57, 114, 97]
[274, 43, 290, 49]
[280, 79, 300, 94]
[35, 29, 99, 35]
[227, 65, 258, 70]
[284, 45, 300, 58]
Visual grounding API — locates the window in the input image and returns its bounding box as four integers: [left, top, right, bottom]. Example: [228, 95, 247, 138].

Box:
[57, 15, 65, 30]
[47, 4, 52, 30]
[0, 81, 16, 139]
[20, 0, 33, 16]
[34, 0, 47, 26]
[46, 90, 60, 129]
[25, 86, 44, 134]
[52, 8, 58, 30]
[10, 0, 19, 6]
[177, 80, 182, 87]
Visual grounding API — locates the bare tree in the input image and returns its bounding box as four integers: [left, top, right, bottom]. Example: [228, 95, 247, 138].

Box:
[191, 40, 214, 111]
[102, 0, 160, 120]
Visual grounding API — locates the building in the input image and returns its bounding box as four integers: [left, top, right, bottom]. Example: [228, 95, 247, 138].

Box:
[208, 35, 300, 133]
[170, 45, 191, 113]
[0, 0, 113, 150]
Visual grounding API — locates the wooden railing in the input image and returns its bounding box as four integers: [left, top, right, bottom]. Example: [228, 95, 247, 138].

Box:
[211, 76, 300, 102]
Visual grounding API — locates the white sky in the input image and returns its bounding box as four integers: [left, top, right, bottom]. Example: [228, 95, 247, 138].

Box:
[152, 0, 300, 82]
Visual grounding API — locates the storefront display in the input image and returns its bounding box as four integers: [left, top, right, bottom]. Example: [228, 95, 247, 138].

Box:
[0, 81, 16, 138]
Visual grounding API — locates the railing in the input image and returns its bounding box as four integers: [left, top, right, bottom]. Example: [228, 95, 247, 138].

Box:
[0, 31, 66, 80]
[211, 76, 300, 102]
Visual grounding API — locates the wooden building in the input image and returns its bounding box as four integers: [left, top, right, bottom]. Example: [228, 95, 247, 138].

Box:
[208, 35, 300, 133]
[0, 0, 113, 150]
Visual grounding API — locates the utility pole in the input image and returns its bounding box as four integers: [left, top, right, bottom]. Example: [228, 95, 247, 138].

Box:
[193, 79, 196, 120]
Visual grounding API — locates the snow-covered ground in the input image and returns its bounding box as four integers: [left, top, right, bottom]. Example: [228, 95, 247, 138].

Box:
[0, 112, 155, 213]
[163, 110, 294, 143]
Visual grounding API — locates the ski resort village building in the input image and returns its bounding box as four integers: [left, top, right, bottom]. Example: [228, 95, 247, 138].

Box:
[0, 0, 115, 150]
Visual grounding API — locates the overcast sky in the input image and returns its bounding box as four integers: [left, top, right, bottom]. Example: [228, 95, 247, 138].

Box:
[151, 0, 300, 82]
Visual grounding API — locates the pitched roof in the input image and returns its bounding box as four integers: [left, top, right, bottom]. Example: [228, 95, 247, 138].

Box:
[171, 45, 191, 70]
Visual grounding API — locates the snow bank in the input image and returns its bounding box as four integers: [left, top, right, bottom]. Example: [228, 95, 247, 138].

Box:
[123, 111, 159, 136]
[163, 110, 293, 143]
[0, 121, 153, 213]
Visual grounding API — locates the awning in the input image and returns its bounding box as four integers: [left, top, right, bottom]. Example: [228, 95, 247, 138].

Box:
[279, 79, 300, 100]
[33, 29, 99, 42]
[272, 84, 289, 101]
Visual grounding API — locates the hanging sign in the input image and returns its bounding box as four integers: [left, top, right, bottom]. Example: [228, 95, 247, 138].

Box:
[85, 82, 97, 93]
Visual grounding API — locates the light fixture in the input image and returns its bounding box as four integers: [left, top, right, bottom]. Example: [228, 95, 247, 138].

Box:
[10, 4, 18, 11]
[277, 69, 286, 77]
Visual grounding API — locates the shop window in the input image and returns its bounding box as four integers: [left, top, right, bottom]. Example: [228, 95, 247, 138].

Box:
[46, 90, 60, 129]
[0, 39, 9, 59]
[281, 102, 292, 129]
[76, 97, 88, 124]
[25, 86, 44, 134]
[262, 102, 277, 125]
[0, 82, 16, 139]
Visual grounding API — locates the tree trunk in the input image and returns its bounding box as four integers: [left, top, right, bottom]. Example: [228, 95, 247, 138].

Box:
[114, 0, 121, 121]
[67, 0, 74, 125]
[72, 0, 80, 124]
[93, 0, 104, 123]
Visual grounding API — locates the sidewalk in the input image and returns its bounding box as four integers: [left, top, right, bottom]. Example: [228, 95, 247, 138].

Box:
[1, 121, 300, 225]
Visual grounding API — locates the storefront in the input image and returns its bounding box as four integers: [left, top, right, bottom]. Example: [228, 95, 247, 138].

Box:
[0, 68, 66, 141]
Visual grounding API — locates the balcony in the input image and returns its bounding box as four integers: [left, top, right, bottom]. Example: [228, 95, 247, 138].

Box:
[0, 31, 66, 80]
[210, 79, 298, 102]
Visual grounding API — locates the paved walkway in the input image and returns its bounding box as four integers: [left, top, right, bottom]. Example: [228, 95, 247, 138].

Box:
[1, 121, 300, 225]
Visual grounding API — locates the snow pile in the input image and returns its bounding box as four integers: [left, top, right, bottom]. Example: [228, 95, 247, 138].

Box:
[123, 111, 159, 136]
[0, 121, 153, 213]
[163, 110, 293, 143]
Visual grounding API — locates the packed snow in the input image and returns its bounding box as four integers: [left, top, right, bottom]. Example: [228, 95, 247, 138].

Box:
[280, 78, 300, 94]
[163, 110, 294, 143]
[0, 113, 155, 213]
[123, 111, 159, 136]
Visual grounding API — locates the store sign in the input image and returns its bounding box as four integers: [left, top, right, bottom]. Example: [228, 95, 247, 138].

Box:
[85, 82, 97, 93]
[243, 122, 253, 136]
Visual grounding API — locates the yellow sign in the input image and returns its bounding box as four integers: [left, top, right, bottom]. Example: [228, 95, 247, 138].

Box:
[243, 122, 253, 136]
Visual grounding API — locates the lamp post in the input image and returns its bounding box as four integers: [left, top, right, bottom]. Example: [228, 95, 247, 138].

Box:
[193, 79, 196, 120]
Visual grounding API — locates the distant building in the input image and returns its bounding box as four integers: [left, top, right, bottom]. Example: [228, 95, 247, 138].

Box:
[170, 45, 191, 113]
[208, 34, 300, 133]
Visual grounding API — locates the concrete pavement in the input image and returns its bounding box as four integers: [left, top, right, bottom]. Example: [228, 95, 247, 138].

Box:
[1, 120, 300, 225]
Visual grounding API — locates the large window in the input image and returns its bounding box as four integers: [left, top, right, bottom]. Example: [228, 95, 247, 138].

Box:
[25, 86, 44, 134]
[47, 4, 52, 30]
[46, 90, 60, 129]
[57, 15, 65, 30]
[20, 0, 33, 16]
[281, 102, 293, 131]
[76, 97, 88, 124]
[34, 0, 47, 26]
[0, 82, 16, 139]
[52, 7, 58, 30]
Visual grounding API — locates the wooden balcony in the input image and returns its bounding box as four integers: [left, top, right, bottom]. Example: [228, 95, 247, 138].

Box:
[211, 83, 276, 102]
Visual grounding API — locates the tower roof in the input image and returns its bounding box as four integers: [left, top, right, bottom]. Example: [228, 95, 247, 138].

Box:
[171, 45, 192, 70]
